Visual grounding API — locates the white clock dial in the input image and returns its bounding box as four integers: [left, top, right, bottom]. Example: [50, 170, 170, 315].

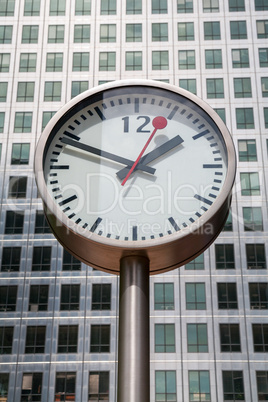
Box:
[35, 81, 236, 274]
[43, 86, 227, 241]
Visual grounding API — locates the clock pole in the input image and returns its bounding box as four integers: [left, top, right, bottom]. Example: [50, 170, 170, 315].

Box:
[117, 255, 150, 402]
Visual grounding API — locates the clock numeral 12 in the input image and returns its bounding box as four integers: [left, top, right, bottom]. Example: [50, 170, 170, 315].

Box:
[122, 116, 151, 133]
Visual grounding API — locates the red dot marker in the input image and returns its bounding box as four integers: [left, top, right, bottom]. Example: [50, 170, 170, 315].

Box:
[121, 116, 168, 186]
[152, 116, 167, 130]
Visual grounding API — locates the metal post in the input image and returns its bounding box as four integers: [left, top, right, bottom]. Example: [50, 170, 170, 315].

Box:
[117, 255, 150, 402]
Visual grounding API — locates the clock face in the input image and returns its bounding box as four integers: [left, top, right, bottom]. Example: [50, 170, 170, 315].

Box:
[42, 83, 229, 243]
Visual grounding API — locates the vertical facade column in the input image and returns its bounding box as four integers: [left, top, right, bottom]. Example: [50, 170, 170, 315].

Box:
[117, 255, 150, 402]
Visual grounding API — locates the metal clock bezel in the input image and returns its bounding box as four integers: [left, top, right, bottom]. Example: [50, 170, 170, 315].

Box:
[34, 79, 236, 275]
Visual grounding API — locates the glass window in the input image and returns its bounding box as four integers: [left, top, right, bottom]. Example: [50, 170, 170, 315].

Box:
[21, 25, 38, 44]
[229, 0, 245, 11]
[223, 210, 232, 232]
[217, 283, 238, 309]
[32, 247, 51, 271]
[101, 0, 116, 15]
[25, 326, 46, 353]
[0, 373, 9, 401]
[0, 286, 17, 311]
[5, 211, 24, 234]
[90, 325, 110, 353]
[99, 52, 116, 71]
[261, 77, 268, 96]
[0, 53, 10, 72]
[185, 254, 204, 270]
[230, 21, 247, 39]
[126, 0, 142, 14]
[50, 0, 66, 15]
[72, 52, 89, 71]
[249, 283, 268, 309]
[238, 140, 257, 162]
[154, 283, 174, 310]
[60, 285, 80, 310]
[34, 211, 51, 233]
[203, 0, 219, 12]
[257, 20, 268, 38]
[220, 323, 241, 352]
[234, 77, 252, 98]
[204, 21, 221, 39]
[71, 81, 88, 98]
[246, 244, 266, 269]
[155, 324, 175, 352]
[48, 25, 64, 43]
[0, 112, 4, 132]
[29, 285, 49, 312]
[152, 51, 169, 70]
[0, 0, 15, 16]
[46, 53, 63, 72]
[92, 284, 111, 310]
[19, 53, 37, 72]
[58, 325, 78, 353]
[100, 24, 115, 43]
[21, 373, 42, 401]
[16, 82, 35, 102]
[232, 49, 249, 68]
[186, 283, 206, 310]
[55, 372, 76, 401]
[0, 26, 13, 44]
[259, 48, 268, 67]
[88, 372, 109, 401]
[214, 107, 226, 122]
[0, 82, 7, 102]
[178, 22, 194, 41]
[125, 51, 142, 70]
[11, 143, 29, 165]
[75, 0, 91, 15]
[205, 49, 222, 68]
[255, 0, 268, 10]
[240, 172, 260, 195]
[252, 324, 268, 352]
[264, 107, 268, 128]
[222, 371, 244, 401]
[179, 79, 197, 94]
[243, 207, 263, 231]
[206, 78, 224, 98]
[62, 249, 81, 271]
[187, 324, 208, 352]
[44, 82, 62, 101]
[24, 0, 40, 16]
[42, 112, 56, 131]
[189, 371, 210, 402]
[74, 24, 90, 43]
[152, 23, 168, 41]
[14, 112, 32, 132]
[178, 50, 195, 69]
[0, 327, 13, 354]
[1, 247, 21, 272]
[155, 371, 176, 401]
[8, 176, 27, 199]
[152, 0, 167, 13]
[126, 24, 142, 42]
[177, 0, 193, 13]
[256, 372, 268, 400]
[236, 108, 254, 129]
[215, 244, 235, 269]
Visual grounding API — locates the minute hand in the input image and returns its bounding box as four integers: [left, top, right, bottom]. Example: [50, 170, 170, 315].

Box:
[61, 137, 155, 175]
[116, 135, 184, 180]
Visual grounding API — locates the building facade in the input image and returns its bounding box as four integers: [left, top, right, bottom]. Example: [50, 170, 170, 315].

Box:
[0, 0, 268, 400]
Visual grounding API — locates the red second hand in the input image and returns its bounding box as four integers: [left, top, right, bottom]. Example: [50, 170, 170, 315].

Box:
[121, 116, 167, 186]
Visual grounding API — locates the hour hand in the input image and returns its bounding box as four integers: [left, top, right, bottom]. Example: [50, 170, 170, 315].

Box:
[116, 135, 184, 180]
[61, 137, 156, 175]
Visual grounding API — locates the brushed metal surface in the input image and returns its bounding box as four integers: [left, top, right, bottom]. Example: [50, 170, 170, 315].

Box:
[117, 255, 150, 402]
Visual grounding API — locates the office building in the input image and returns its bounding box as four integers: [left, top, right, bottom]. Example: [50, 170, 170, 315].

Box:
[0, 0, 268, 400]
